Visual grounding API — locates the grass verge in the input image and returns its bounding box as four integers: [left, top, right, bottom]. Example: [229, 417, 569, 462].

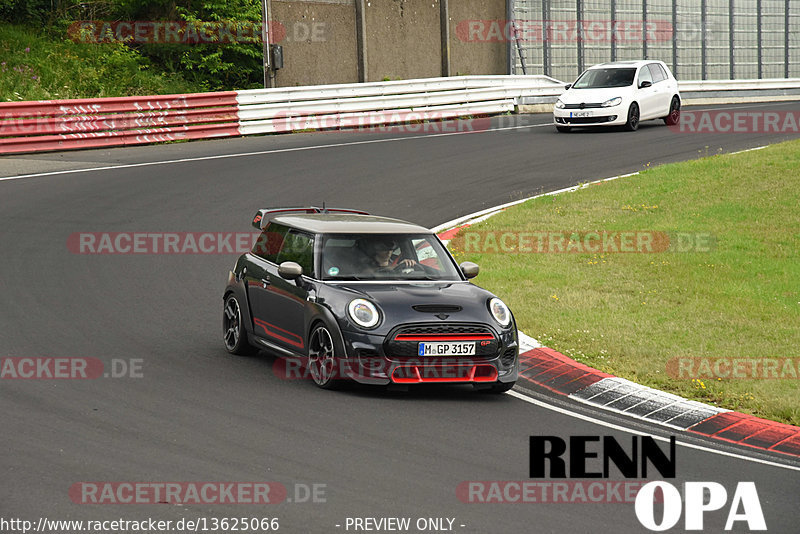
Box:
[0, 24, 199, 101]
[450, 140, 800, 425]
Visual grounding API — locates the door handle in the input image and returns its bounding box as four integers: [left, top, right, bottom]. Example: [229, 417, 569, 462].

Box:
[261, 278, 271, 288]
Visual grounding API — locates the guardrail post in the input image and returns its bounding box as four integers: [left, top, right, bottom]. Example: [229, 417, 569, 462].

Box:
[577, 0, 584, 74]
[701, 0, 707, 80]
[757, 0, 762, 79]
[642, 0, 648, 59]
[507, 0, 514, 74]
[261, 0, 274, 88]
[355, 0, 368, 82]
[785, 0, 790, 78]
[611, 0, 617, 62]
[542, 0, 550, 76]
[671, 0, 677, 76]
[440, 0, 451, 76]
[729, 0, 735, 79]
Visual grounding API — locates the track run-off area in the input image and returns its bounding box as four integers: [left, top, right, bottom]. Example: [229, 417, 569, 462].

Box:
[2, 102, 800, 533]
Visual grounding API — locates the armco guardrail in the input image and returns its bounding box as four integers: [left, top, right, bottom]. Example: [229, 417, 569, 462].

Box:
[679, 78, 800, 91]
[0, 92, 241, 154]
[677, 78, 800, 103]
[3, 76, 800, 155]
[0, 75, 563, 155]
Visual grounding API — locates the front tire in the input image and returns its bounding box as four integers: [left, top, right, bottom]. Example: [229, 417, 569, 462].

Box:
[624, 103, 640, 131]
[664, 96, 680, 125]
[223, 293, 257, 356]
[307, 324, 339, 389]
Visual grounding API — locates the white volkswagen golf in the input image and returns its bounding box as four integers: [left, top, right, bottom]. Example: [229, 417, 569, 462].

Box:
[553, 60, 680, 132]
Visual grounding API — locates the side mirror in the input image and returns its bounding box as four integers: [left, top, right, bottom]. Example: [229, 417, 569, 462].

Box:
[278, 261, 303, 280]
[459, 261, 479, 279]
[565, 84, 572, 90]
[639, 80, 652, 89]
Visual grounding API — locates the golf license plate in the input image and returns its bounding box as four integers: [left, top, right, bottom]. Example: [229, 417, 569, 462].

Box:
[418, 342, 476, 356]
[570, 111, 592, 117]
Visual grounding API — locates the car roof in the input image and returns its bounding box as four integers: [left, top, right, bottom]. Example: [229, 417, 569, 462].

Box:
[590, 60, 663, 69]
[272, 213, 432, 234]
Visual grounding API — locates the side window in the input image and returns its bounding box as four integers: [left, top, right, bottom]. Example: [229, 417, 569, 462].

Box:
[412, 238, 443, 271]
[276, 230, 315, 277]
[638, 66, 653, 87]
[648, 64, 666, 83]
[252, 223, 288, 263]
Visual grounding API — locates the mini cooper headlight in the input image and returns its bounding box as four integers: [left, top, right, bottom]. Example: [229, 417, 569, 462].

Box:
[602, 97, 622, 107]
[348, 299, 380, 329]
[555, 99, 566, 109]
[488, 298, 512, 327]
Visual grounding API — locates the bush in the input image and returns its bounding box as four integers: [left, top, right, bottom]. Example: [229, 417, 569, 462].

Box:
[0, 23, 198, 100]
[0, 0, 266, 96]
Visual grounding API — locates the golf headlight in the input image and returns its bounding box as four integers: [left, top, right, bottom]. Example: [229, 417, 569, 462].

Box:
[555, 99, 566, 109]
[348, 299, 380, 329]
[602, 97, 622, 107]
[488, 298, 512, 327]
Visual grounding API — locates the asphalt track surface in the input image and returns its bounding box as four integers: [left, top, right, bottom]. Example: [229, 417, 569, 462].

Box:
[2, 103, 800, 533]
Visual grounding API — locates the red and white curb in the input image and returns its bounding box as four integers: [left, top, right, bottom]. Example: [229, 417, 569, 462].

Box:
[434, 168, 800, 459]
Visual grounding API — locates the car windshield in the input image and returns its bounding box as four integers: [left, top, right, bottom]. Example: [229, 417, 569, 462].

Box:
[320, 233, 463, 281]
[572, 68, 636, 89]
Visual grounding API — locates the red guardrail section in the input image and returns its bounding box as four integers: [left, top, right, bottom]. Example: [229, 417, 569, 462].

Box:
[0, 92, 240, 154]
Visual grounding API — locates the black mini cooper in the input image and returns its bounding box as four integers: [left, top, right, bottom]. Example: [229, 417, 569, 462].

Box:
[222, 207, 518, 392]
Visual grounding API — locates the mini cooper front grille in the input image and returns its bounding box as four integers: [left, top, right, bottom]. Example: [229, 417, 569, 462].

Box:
[394, 324, 493, 336]
[386, 324, 499, 358]
[412, 304, 463, 313]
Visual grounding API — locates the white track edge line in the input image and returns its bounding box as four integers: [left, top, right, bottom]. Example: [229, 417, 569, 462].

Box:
[0, 122, 552, 182]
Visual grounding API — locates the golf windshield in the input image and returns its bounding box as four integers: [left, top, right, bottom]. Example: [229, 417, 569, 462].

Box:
[573, 68, 636, 88]
[320, 234, 462, 281]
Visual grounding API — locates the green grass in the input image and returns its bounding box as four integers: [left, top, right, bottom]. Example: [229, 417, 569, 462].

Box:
[451, 141, 800, 425]
[0, 24, 200, 101]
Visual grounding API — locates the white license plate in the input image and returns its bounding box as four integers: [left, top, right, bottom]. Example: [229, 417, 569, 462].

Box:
[418, 342, 476, 356]
[570, 111, 592, 117]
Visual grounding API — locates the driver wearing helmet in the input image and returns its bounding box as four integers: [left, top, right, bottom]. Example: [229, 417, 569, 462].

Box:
[360, 237, 417, 273]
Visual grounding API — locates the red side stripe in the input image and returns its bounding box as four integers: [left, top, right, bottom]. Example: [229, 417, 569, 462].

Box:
[253, 318, 305, 349]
